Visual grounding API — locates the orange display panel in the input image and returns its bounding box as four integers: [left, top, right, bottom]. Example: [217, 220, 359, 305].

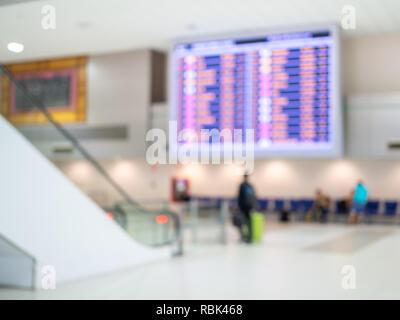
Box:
[1, 57, 87, 125]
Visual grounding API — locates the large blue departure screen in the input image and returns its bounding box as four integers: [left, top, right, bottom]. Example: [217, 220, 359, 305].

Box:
[171, 27, 342, 157]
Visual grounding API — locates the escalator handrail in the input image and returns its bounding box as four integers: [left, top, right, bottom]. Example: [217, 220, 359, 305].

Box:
[0, 65, 181, 248]
[114, 203, 181, 246]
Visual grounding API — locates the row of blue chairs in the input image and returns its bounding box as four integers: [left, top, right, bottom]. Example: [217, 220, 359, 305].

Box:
[191, 196, 399, 217]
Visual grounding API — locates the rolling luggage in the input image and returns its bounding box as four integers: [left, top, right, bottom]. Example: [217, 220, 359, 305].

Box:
[251, 212, 264, 242]
[232, 211, 245, 228]
[280, 209, 290, 222]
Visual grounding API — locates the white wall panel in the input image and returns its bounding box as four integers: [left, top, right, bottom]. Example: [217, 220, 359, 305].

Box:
[0, 115, 169, 289]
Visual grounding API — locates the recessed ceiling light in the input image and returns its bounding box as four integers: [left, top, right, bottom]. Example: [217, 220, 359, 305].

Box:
[77, 21, 92, 29]
[185, 24, 198, 31]
[7, 42, 24, 53]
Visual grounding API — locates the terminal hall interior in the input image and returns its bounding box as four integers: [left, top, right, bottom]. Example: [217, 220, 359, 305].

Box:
[1, 0, 400, 300]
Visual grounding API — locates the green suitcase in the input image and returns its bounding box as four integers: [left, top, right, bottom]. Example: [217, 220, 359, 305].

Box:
[251, 212, 264, 242]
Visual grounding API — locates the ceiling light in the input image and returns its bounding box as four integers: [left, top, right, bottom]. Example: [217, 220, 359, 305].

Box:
[185, 24, 198, 31]
[7, 42, 24, 53]
[77, 21, 92, 29]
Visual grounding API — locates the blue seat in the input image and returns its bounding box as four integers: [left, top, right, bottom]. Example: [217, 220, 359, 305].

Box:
[214, 198, 223, 208]
[198, 197, 212, 207]
[290, 200, 301, 212]
[274, 199, 285, 211]
[216, 197, 223, 208]
[384, 201, 397, 216]
[228, 198, 237, 209]
[365, 201, 379, 216]
[194, 196, 203, 203]
[299, 199, 314, 213]
[258, 199, 269, 211]
[335, 200, 348, 215]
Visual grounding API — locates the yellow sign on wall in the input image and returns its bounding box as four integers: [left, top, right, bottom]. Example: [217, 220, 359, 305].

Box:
[1, 57, 87, 125]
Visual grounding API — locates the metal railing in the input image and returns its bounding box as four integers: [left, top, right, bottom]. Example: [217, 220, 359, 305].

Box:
[0, 65, 182, 255]
[0, 233, 36, 289]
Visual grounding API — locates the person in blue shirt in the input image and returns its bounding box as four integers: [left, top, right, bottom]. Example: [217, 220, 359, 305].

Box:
[348, 180, 369, 224]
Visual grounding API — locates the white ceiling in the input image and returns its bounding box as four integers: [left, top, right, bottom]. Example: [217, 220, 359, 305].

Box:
[1, 0, 400, 63]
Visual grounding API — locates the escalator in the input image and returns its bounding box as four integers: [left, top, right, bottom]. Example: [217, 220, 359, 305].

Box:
[0, 64, 182, 289]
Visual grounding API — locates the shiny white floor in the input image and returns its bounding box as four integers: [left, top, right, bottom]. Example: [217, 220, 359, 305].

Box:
[1, 222, 400, 299]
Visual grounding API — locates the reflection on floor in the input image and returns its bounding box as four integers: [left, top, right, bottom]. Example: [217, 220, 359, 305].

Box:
[1, 222, 400, 299]
[306, 229, 393, 253]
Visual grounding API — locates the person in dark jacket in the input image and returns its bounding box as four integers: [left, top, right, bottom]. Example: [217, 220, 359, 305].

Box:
[237, 173, 256, 243]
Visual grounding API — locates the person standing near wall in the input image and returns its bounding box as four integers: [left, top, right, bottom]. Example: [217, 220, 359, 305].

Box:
[237, 173, 257, 243]
[348, 180, 369, 224]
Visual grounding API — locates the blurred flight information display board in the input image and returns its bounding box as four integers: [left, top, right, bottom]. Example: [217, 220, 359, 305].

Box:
[171, 27, 342, 157]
